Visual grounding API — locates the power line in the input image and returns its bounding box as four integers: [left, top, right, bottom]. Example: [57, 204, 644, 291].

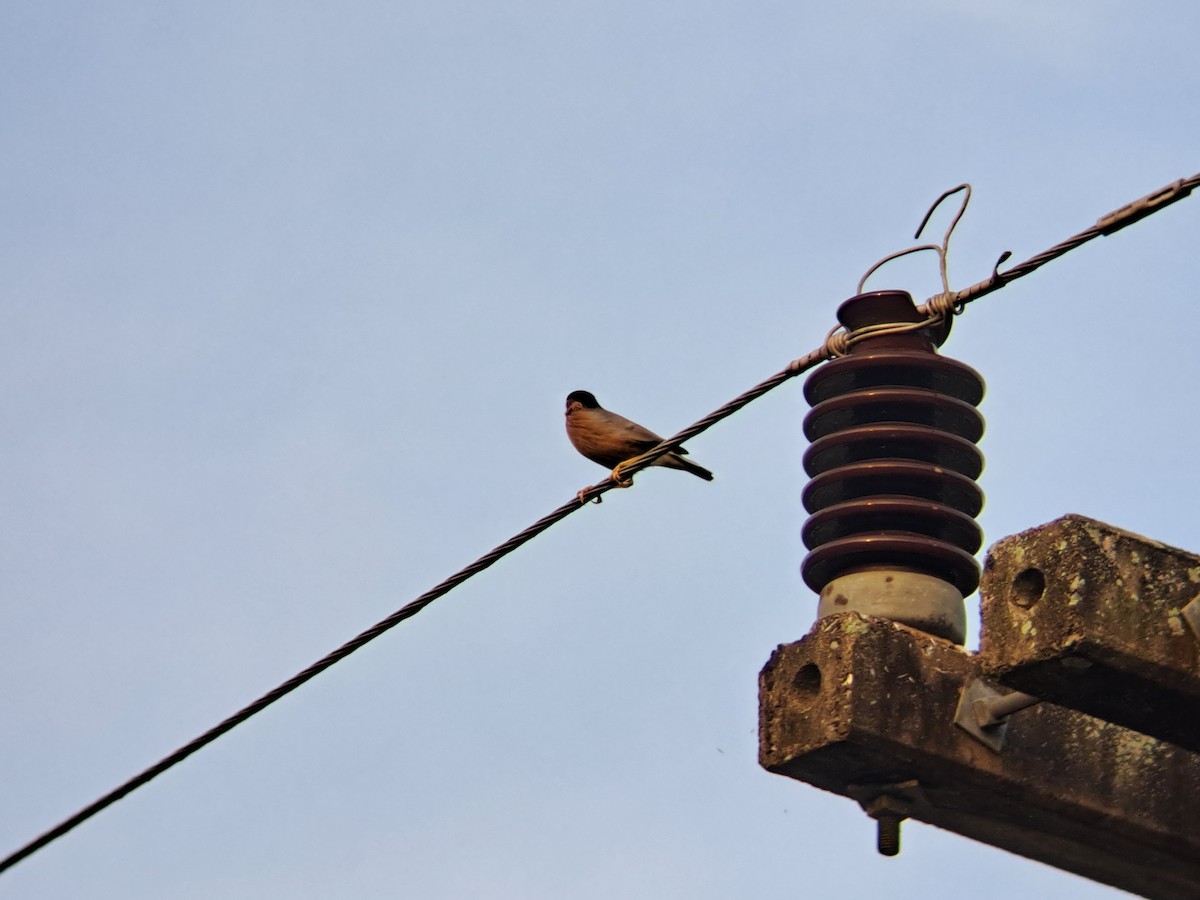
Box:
[952, 174, 1198, 307]
[0, 351, 831, 879]
[1, 173, 1194, 876]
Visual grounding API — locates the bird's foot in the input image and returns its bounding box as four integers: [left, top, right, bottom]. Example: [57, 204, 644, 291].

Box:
[609, 463, 635, 488]
[577, 487, 603, 505]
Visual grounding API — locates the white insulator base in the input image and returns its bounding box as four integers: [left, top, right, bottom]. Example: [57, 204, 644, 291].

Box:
[817, 569, 966, 644]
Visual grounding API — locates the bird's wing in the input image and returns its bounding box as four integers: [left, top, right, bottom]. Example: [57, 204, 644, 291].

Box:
[605, 410, 693, 454]
[604, 410, 666, 450]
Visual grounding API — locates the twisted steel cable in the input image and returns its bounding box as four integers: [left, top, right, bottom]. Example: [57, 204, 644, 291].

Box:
[948, 174, 1197, 309]
[0, 350, 830, 877]
[1, 172, 1194, 876]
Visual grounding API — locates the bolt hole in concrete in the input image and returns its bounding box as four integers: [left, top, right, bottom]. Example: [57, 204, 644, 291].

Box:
[1010, 567, 1046, 608]
[793, 663, 822, 706]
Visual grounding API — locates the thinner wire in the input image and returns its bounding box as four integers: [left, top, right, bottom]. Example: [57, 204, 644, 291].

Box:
[856, 184, 972, 297]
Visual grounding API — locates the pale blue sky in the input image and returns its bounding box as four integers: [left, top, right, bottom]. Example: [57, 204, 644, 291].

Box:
[2, 2, 1197, 897]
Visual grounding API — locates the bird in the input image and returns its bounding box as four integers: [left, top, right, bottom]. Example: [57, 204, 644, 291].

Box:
[564, 390, 714, 484]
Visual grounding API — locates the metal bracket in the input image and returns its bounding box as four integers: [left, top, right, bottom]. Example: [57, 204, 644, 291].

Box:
[1182, 595, 1200, 644]
[954, 679, 1040, 752]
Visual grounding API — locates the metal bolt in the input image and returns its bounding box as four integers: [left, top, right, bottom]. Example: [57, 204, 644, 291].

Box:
[862, 794, 910, 857]
[876, 812, 903, 856]
[955, 679, 1041, 751]
[971, 689, 1040, 728]
[852, 784, 916, 858]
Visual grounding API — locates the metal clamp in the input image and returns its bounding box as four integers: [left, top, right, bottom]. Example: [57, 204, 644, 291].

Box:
[954, 679, 1040, 752]
[1181, 595, 1200, 644]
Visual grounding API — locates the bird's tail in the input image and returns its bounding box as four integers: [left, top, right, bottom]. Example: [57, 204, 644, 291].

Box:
[659, 452, 714, 481]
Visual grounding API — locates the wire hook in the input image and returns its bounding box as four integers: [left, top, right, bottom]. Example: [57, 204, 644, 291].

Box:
[990, 249, 1014, 283]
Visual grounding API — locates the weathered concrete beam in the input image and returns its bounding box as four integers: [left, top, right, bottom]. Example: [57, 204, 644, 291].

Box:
[759, 614, 1200, 899]
[979, 514, 1200, 752]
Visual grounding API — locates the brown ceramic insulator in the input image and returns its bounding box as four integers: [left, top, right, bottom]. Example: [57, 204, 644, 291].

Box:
[805, 349, 985, 407]
[803, 460, 984, 516]
[802, 497, 983, 551]
[804, 387, 983, 445]
[803, 532, 982, 597]
[802, 499, 983, 595]
[804, 423, 983, 480]
[801, 290, 986, 595]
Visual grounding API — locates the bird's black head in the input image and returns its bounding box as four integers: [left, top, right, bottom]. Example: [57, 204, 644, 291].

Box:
[566, 390, 600, 411]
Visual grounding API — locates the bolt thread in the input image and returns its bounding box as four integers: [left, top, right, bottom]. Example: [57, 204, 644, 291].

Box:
[876, 814, 902, 857]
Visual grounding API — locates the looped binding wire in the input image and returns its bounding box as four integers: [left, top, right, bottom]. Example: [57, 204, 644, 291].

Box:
[823, 315, 947, 358]
[824, 329, 852, 358]
[824, 185, 974, 357]
[857, 184, 972, 299]
[920, 290, 962, 323]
